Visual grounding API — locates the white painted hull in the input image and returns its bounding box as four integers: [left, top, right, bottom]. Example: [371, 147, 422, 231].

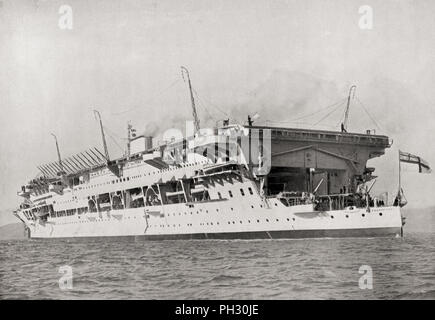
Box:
[25, 201, 403, 239]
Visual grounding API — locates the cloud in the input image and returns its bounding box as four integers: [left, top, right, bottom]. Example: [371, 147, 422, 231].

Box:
[226, 69, 343, 129]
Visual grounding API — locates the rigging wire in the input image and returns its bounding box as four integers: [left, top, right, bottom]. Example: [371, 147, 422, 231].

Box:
[191, 88, 230, 124]
[193, 94, 215, 122]
[99, 125, 126, 155]
[311, 100, 346, 127]
[105, 130, 125, 154]
[355, 96, 382, 131]
[263, 119, 337, 129]
[262, 98, 346, 127]
[264, 120, 315, 126]
[192, 88, 230, 118]
[103, 125, 126, 141]
[262, 98, 347, 126]
[291, 98, 347, 122]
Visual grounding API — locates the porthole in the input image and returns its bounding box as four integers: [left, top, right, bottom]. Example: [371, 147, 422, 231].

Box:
[251, 205, 254, 209]
[345, 215, 349, 218]
[292, 218, 295, 221]
[266, 219, 269, 222]
[257, 219, 260, 223]
[331, 216, 334, 219]
[231, 208, 234, 211]
[276, 219, 279, 222]
[379, 213, 383, 216]
[362, 214, 365, 217]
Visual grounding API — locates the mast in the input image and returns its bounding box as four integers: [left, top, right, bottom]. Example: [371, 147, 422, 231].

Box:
[395, 149, 407, 207]
[93, 110, 110, 161]
[398, 149, 402, 204]
[398, 149, 401, 192]
[181, 66, 200, 134]
[51, 133, 66, 176]
[342, 85, 356, 132]
[93, 110, 121, 177]
[127, 122, 132, 158]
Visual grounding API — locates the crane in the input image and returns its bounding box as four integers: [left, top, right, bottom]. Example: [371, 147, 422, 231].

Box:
[51, 133, 66, 176]
[181, 66, 200, 135]
[93, 109, 121, 177]
[341, 85, 356, 133]
[93, 110, 110, 161]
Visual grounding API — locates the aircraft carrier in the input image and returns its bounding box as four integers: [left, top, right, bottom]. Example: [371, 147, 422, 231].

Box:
[13, 70, 404, 239]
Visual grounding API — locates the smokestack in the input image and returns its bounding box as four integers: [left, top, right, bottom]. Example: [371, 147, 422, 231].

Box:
[145, 136, 153, 150]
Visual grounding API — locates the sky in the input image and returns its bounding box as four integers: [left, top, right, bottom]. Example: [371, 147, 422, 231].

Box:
[0, 0, 434, 225]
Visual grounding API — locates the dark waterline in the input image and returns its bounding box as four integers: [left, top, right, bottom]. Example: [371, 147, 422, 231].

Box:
[1, 232, 434, 299]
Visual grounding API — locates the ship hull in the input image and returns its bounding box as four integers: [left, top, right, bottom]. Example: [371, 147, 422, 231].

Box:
[23, 204, 403, 240]
[138, 227, 402, 240]
[27, 228, 402, 241]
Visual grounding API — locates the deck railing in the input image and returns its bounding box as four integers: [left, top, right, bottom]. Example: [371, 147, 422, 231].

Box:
[274, 192, 384, 211]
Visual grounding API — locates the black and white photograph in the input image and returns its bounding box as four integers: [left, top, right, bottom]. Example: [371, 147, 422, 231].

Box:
[0, 0, 434, 304]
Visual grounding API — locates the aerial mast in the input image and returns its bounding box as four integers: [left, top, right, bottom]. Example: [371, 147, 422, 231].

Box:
[51, 133, 66, 176]
[181, 66, 200, 135]
[341, 85, 356, 133]
[93, 110, 110, 161]
[127, 122, 132, 158]
[93, 109, 121, 177]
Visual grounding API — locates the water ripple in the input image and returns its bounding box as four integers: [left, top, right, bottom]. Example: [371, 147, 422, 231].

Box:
[1, 233, 434, 299]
